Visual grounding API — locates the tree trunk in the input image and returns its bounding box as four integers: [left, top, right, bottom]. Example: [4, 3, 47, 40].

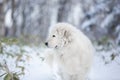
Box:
[0, 1, 5, 37]
[11, 0, 16, 37]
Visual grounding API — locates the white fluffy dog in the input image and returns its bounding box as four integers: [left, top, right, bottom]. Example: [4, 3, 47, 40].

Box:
[45, 23, 94, 80]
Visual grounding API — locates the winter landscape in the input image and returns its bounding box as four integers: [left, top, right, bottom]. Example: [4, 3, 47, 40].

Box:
[0, 0, 120, 80]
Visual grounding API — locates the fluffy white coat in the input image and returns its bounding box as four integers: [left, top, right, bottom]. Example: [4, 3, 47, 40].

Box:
[45, 23, 94, 80]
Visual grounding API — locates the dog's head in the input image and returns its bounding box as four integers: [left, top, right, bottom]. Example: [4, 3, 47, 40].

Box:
[45, 23, 73, 49]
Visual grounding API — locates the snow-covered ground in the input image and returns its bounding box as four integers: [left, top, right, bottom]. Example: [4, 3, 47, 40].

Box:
[89, 54, 120, 80]
[0, 45, 120, 80]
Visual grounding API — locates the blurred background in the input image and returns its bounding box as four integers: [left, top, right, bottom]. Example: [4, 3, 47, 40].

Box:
[0, 0, 120, 43]
[0, 0, 120, 80]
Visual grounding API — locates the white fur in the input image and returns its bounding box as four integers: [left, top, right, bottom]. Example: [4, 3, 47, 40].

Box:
[45, 23, 94, 80]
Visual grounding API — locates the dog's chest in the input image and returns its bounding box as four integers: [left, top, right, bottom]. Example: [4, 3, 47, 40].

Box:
[54, 52, 80, 74]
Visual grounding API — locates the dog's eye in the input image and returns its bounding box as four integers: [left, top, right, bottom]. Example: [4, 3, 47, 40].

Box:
[52, 35, 55, 37]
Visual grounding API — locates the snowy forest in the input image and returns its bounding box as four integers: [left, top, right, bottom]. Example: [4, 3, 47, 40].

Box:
[0, 0, 120, 80]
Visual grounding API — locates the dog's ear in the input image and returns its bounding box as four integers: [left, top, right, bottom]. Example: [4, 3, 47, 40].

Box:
[64, 30, 69, 38]
[63, 30, 72, 43]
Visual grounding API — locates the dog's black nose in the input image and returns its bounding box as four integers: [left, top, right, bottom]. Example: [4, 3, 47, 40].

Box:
[45, 42, 48, 46]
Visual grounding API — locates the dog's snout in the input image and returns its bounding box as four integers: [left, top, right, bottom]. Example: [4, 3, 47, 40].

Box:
[45, 42, 48, 46]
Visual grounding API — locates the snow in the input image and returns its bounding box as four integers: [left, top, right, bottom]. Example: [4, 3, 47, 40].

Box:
[89, 54, 120, 80]
[22, 54, 53, 80]
[50, 0, 59, 27]
[81, 18, 95, 30]
[23, 52, 120, 80]
[68, 3, 84, 27]
[101, 13, 114, 28]
[5, 9, 13, 28]
[0, 45, 120, 80]
[115, 25, 120, 44]
[31, 5, 40, 20]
